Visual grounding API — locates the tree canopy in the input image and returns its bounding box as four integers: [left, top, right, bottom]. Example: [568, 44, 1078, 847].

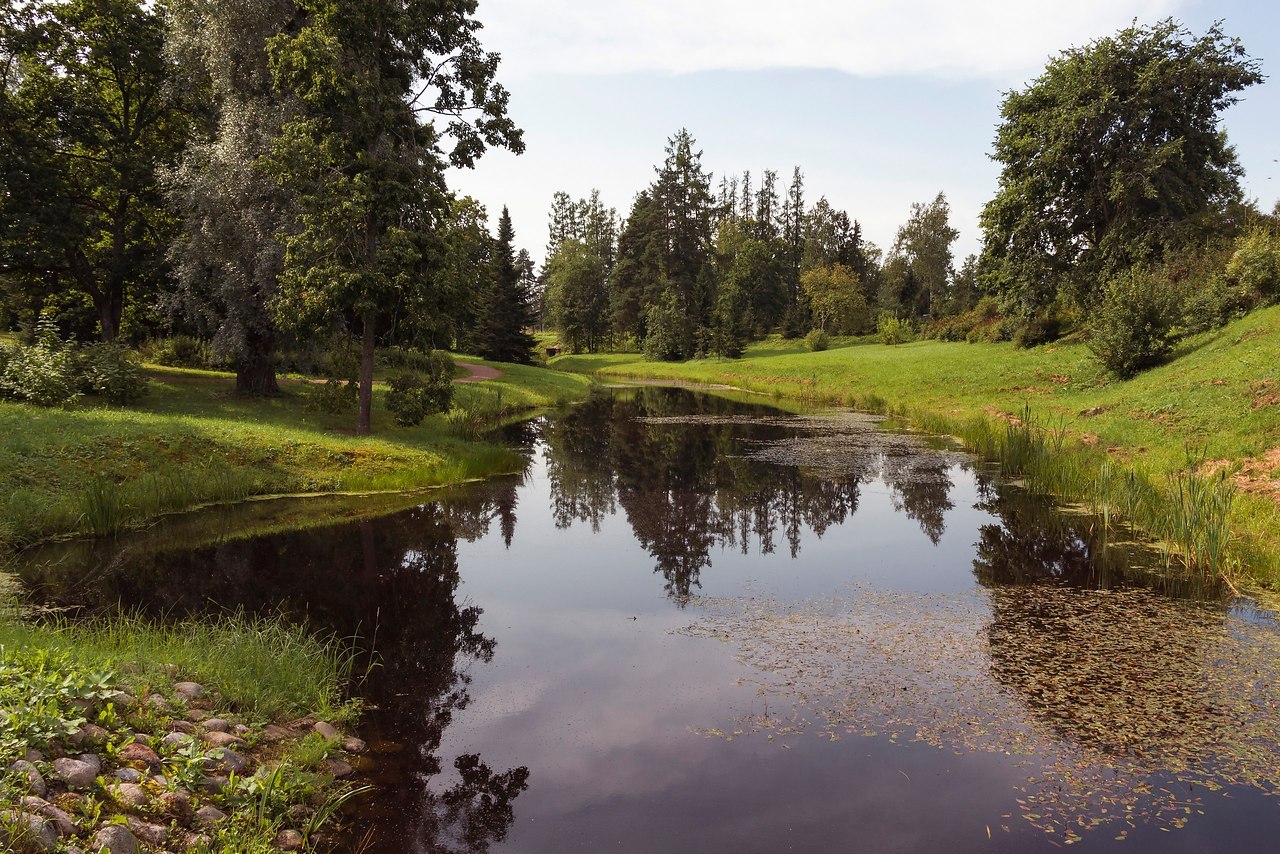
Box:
[979, 19, 1263, 315]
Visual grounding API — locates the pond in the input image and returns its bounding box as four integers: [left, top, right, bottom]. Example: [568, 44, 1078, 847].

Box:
[14, 387, 1280, 852]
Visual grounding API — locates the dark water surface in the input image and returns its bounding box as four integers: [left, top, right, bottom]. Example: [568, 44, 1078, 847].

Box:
[14, 387, 1280, 853]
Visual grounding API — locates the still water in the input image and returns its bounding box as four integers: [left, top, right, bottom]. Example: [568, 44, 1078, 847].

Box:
[15, 387, 1280, 852]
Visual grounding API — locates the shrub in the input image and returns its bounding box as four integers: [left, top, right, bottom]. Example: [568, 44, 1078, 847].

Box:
[0, 319, 81, 407]
[385, 352, 455, 427]
[642, 297, 686, 361]
[146, 335, 215, 370]
[876, 313, 913, 346]
[1012, 308, 1065, 348]
[803, 329, 830, 352]
[1226, 227, 1280, 301]
[1089, 268, 1179, 378]
[79, 342, 148, 405]
[305, 379, 357, 415]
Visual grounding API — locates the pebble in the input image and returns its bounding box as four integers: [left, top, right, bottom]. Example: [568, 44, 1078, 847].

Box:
[20, 796, 80, 836]
[52, 755, 100, 789]
[275, 829, 305, 850]
[118, 741, 161, 770]
[0, 810, 58, 852]
[163, 731, 194, 748]
[173, 681, 205, 701]
[158, 790, 194, 823]
[70, 723, 110, 747]
[92, 824, 139, 854]
[194, 805, 228, 828]
[313, 721, 339, 740]
[108, 782, 149, 809]
[203, 730, 247, 748]
[10, 759, 47, 796]
[125, 815, 168, 846]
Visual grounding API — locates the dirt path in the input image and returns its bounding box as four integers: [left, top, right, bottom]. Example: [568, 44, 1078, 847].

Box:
[454, 362, 503, 383]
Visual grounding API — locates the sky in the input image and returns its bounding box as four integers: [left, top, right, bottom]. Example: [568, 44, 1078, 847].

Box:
[448, 0, 1280, 267]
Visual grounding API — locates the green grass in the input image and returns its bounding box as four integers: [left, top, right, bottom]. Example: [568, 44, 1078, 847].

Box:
[556, 306, 1280, 587]
[0, 608, 353, 721]
[0, 358, 592, 549]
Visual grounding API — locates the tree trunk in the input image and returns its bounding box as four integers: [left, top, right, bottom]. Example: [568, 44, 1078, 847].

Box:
[357, 311, 376, 435]
[235, 326, 279, 396]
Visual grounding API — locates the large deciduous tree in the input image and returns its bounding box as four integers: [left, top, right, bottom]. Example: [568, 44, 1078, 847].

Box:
[979, 19, 1263, 316]
[1, 0, 190, 342]
[544, 238, 608, 354]
[266, 0, 522, 434]
[165, 0, 299, 394]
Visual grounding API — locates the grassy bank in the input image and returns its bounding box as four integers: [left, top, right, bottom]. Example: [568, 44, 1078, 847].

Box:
[0, 357, 592, 550]
[556, 306, 1280, 588]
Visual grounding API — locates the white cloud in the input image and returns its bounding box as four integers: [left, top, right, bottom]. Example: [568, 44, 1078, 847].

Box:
[479, 0, 1185, 80]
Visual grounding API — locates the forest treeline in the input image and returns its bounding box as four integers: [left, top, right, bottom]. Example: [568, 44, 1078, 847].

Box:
[541, 20, 1280, 376]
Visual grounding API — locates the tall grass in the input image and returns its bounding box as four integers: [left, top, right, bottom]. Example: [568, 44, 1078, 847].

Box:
[76, 467, 261, 536]
[0, 610, 357, 720]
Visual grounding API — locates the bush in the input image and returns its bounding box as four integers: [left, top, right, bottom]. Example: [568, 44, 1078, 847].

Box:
[79, 342, 148, 405]
[1226, 227, 1280, 301]
[1012, 308, 1065, 348]
[642, 297, 686, 361]
[385, 351, 455, 427]
[145, 335, 216, 370]
[305, 379, 357, 415]
[1089, 268, 1179, 378]
[876, 313, 913, 346]
[803, 329, 830, 352]
[0, 319, 81, 407]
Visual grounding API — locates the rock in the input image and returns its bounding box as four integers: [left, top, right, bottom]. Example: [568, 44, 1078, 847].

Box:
[201, 717, 230, 733]
[202, 730, 247, 748]
[118, 741, 161, 770]
[125, 816, 168, 846]
[10, 759, 47, 796]
[186, 708, 208, 723]
[312, 721, 339, 740]
[151, 772, 168, 787]
[197, 774, 229, 794]
[20, 796, 80, 836]
[158, 790, 194, 824]
[183, 832, 212, 851]
[70, 723, 110, 747]
[52, 755, 100, 789]
[160, 663, 180, 679]
[108, 782, 149, 809]
[322, 758, 354, 778]
[342, 736, 368, 754]
[194, 805, 227, 828]
[104, 690, 136, 710]
[145, 693, 171, 711]
[23, 747, 45, 763]
[168, 719, 197, 734]
[205, 748, 248, 776]
[274, 829, 305, 850]
[113, 768, 144, 784]
[163, 731, 194, 748]
[233, 723, 251, 736]
[91, 824, 139, 854]
[0, 811, 58, 852]
[287, 804, 313, 823]
[261, 724, 293, 743]
[173, 681, 204, 701]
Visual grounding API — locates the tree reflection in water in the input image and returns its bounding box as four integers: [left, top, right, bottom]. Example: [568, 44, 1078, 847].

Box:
[542, 387, 956, 601]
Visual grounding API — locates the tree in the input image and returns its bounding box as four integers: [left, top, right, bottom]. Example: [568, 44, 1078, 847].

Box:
[979, 19, 1263, 316]
[610, 191, 665, 345]
[265, 0, 522, 434]
[651, 129, 714, 358]
[888, 192, 958, 318]
[165, 0, 299, 394]
[544, 238, 608, 353]
[474, 207, 535, 363]
[1, 0, 191, 342]
[801, 264, 868, 334]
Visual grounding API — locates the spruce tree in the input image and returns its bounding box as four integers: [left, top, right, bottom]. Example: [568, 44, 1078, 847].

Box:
[476, 208, 536, 364]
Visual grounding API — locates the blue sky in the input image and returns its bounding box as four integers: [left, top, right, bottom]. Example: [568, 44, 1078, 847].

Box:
[449, 0, 1280, 265]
